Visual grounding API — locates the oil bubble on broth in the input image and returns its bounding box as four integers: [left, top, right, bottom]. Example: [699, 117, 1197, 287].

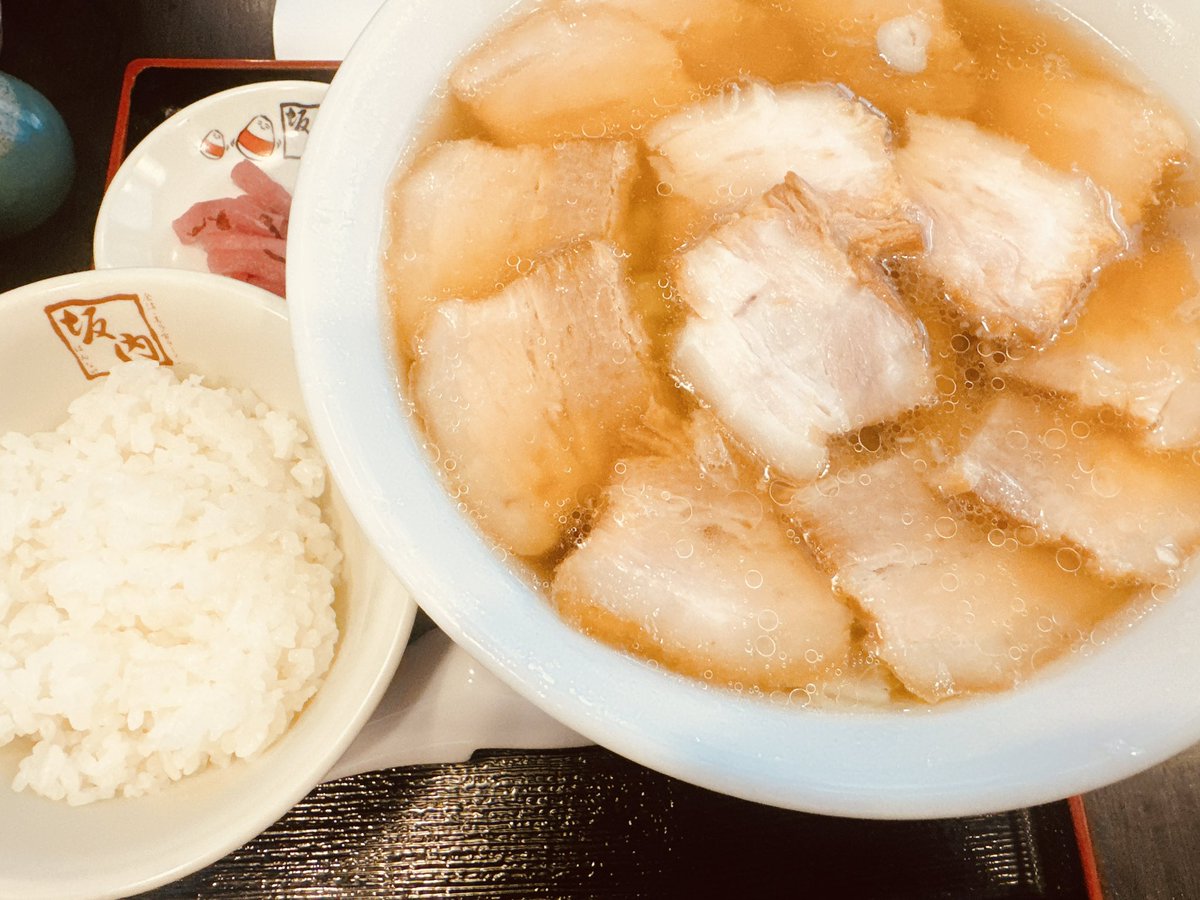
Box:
[382, 0, 1200, 709]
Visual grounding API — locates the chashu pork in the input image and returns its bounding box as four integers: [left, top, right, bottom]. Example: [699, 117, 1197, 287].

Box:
[552, 414, 853, 690]
[937, 393, 1200, 583]
[549, 0, 806, 87]
[646, 81, 923, 255]
[984, 68, 1188, 226]
[791, 455, 1125, 701]
[412, 241, 653, 558]
[895, 114, 1126, 343]
[578, 0, 732, 33]
[450, 5, 694, 145]
[1004, 226, 1200, 450]
[385, 138, 638, 340]
[673, 175, 935, 483]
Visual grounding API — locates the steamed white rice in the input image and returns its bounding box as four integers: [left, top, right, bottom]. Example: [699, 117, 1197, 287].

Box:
[0, 362, 340, 805]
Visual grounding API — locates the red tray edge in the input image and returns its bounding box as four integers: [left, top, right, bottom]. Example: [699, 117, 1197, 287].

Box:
[1069, 794, 1105, 900]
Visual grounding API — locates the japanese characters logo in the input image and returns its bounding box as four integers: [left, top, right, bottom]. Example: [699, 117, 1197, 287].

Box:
[45, 293, 172, 379]
[280, 101, 318, 159]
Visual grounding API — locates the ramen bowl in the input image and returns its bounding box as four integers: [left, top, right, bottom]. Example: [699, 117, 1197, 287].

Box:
[0, 268, 416, 899]
[286, 0, 1200, 819]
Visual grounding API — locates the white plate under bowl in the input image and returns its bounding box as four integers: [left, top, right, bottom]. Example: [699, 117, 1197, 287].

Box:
[286, 0, 1200, 821]
[0, 268, 415, 900]
[93, 81, 327, 273]
[273, 0, 385, 60]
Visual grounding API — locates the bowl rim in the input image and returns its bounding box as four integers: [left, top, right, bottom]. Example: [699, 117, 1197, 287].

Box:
[286, 0, 1200, 819]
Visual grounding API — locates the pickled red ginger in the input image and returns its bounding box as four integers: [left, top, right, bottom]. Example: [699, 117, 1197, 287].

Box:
[172, 160, 291, 297]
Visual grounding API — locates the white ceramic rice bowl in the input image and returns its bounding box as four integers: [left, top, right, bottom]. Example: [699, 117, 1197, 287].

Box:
[286, 0, 1200, 820]
[0, 268, 416, 900]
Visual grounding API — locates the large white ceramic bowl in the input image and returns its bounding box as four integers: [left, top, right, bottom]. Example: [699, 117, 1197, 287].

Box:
[286, 0, 1200, 819]
[0, 268, 416, 899]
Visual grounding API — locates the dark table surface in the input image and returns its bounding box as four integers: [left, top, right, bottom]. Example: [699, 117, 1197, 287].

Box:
[2, 1, 1198, 897]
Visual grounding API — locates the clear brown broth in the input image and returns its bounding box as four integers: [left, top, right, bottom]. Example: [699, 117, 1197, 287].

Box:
[384, 0, 1200, 705]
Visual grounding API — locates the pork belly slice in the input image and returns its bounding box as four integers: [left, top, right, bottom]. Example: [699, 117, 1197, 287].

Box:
[646, 81, 923, 254]
[938, 394, 1200, 583]
[552, 420, 853, 690]
[792, 456, 1123, 701]
[412, 242, 653, 558]
[985, 68, 1188, 225]
[582, 0, 799, 84]
[895, 115, 1126, 343]
[1005, 232, 1200, 449]
[673, 176, 935, 483]
[385, 139, 637, 339]
[450, 6, 694, 145]
[579, 0, 732, 33]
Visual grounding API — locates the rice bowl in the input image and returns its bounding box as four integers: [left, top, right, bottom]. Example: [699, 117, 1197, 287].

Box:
[2, 362, 341, 805]
[0, 268, 415, 899]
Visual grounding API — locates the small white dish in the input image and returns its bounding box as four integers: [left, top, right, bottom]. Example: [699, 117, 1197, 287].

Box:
[0, 267, 415, 900]
[93, 81, 327, 274]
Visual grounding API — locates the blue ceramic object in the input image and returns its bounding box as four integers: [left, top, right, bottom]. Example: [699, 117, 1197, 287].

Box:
[0, 72, 74, 239]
